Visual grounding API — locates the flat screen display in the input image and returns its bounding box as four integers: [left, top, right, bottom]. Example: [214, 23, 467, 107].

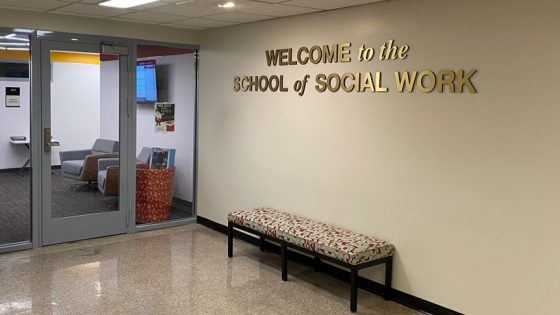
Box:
[0, 62, 29, 78]
[137, 60, 157, 103]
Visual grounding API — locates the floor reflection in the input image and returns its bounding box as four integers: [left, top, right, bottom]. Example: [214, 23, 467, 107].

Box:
[0, 224, 418, 314]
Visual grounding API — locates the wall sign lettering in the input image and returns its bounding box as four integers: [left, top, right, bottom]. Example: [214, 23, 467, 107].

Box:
[233, 40, 478, 96]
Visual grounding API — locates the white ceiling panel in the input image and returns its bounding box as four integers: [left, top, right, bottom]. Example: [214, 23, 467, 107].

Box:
[1, 0, 388, 29]
[256, 0, 289, 3]
[167, 17, 236, 28]
[52, 3, 131, 17]
[160, 0, 193, 3]
[236, 3, 319, 17]
[283, 0, 382, 10]
[147, 3, 224, 17]
[113, 11, 185, 23]
[79, 0, 105, 4]
[207, 12, 274, 23]
[0, 0, 68, 11]
[160, 22, 206, 30]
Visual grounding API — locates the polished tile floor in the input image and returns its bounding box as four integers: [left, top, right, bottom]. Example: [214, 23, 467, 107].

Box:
[0, 224, 419, 314]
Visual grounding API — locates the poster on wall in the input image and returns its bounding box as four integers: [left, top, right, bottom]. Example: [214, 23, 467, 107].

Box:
[155, 102, 175, 133]
[5, 87, 20, 107]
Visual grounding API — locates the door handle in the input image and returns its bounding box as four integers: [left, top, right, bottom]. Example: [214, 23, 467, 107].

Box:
[44, 128, 51, 152]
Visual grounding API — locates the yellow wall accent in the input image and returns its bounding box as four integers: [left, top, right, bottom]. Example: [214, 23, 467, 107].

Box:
[0, 50, 30, 61]
[0, 50, 100, 65]
[50, 52, 100, 65]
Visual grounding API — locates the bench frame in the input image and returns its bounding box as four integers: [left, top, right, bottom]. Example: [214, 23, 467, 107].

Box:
[228, 221, 393, 313]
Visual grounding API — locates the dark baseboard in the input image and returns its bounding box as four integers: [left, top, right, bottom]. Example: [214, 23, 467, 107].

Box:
[172, 197, 192, 211]
[0, 165, 61, 174]
[197, 215, 462, 315]
[0, 167, 24, 173]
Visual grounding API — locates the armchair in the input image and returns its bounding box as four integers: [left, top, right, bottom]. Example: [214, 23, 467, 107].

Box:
[98, 158, 119, 197]
[59, 139, 119, 189]
[97, 147, 153, 197]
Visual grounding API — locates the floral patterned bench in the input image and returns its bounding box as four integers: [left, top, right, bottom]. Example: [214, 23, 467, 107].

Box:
[227, 207, 395, 313]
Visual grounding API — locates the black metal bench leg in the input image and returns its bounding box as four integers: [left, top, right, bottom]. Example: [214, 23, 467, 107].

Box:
[259, 236, 265, 252]
[227, 222, 233, 258]
[281, 243, 288, 281]
[350, 267, 358, 312]
[313, 257, 321, 272]
[384, 257, 393, 300]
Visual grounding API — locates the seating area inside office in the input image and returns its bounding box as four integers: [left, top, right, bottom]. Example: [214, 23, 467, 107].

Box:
[0, 44, 197, 246]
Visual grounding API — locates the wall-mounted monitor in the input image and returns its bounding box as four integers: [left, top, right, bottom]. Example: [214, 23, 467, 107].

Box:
[136, 60, 157, 104]
[0, 62, 29, 79]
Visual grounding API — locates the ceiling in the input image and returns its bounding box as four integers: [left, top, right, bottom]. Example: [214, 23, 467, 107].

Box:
[0, 0, 385, 30]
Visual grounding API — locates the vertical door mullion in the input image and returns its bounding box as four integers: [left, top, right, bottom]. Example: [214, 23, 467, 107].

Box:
[39, 40, 52, 246]
[119, 53, 129, 228]
[127, 45, 137, 233]
[30, 32, 42, 248]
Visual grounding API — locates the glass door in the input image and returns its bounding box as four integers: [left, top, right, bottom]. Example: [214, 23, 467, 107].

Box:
[40, 40, 129, 245]
[0, 29, 33, 251]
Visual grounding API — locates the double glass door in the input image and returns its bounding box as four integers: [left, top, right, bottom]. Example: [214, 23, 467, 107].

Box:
[0, 32, 198, 252]
[39, 40, 130, 245]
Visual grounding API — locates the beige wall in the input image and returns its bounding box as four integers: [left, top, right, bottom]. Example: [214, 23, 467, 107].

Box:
[197, 0, 560, 314]
[0, 8, 198, 43]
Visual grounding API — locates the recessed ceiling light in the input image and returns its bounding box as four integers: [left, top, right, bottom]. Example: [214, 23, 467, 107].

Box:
[99, 0, 159, 9]
[37, 31, 53, 37]
[71, 38, 79, 41]
[13, 28, 33, 33]
[0, 42, 29, 46]
[218, 2, 235, 8]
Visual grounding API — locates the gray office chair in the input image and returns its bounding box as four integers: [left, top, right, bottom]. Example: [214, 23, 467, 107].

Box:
[59, 138, 119, 190]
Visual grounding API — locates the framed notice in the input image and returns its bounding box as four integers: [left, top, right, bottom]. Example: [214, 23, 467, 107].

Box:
[155, 102, 175, 133]
[5, 87, 20, 107]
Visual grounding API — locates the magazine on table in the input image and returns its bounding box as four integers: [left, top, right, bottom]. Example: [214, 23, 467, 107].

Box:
[149, 148, 176, 169]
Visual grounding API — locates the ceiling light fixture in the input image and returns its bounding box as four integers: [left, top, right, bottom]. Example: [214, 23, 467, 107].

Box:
[13, 29, 33, 33]
[99, 0, 159, 9]
[0, 42, 29, 46]
[71, 38, 79, 41]
[5, 34, 30, 41]
[218, 2, 235, 8]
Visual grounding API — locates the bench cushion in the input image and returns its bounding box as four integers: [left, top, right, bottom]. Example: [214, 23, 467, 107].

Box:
[228, 208, 395, 265]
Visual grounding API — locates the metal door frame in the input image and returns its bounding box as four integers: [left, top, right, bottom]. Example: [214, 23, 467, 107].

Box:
[39, 39, 130, 246]
[0, 29, 199, 252]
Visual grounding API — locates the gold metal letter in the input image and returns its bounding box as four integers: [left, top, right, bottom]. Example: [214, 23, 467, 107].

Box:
[455, 69, 478, 93]
[394, 71, 417, 92]
[327, 73, 341, 92]
[437, 70, 456, 93]
[339, 42, 351, 63]
[375, 72, 388, 92]
[297, 47, 309, 65]
[341, 73, 354, 92]
[322, 44, 338, 64]
[417, 70, 436, 93]
[309, 46, 322, 64]
[315, 74, 327, 92]
[233, 76, 241, 91]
